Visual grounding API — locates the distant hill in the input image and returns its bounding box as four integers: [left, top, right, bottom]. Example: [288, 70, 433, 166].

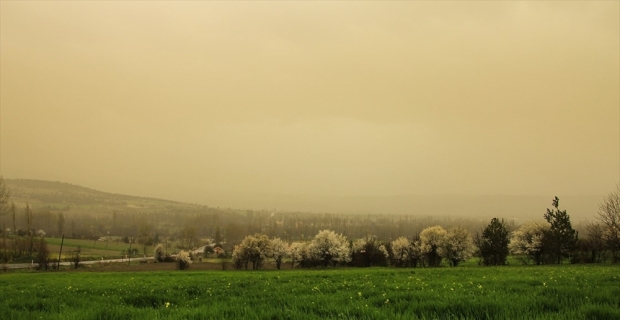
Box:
[4, 179, 603, 222]
[4, 178, 209, 215]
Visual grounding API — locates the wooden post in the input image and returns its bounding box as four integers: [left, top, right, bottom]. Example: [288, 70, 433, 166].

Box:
[57, 235, 64, 271]
[128, 238, 132, 266]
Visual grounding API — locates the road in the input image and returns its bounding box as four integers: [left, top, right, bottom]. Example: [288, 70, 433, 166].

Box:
[3, 256, 154, 270]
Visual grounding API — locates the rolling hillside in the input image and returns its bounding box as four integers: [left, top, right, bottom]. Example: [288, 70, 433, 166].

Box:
[4, 178, 225, 216]
[4, 179, 604, 222]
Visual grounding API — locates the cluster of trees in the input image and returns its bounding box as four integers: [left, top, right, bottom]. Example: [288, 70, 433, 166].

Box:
[2, 175, 620, 269]
[390, 226, 476, 267]
[232, 230, 353, 270]
[508, 194, 620, 265]
[231, 227, 476, 270]
[0, 177, 492, 249]
[228, 193, 620, 270]
[575, 186, 620, 263]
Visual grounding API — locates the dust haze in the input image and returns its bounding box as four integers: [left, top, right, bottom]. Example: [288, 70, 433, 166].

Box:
[1, 2, 618, 216]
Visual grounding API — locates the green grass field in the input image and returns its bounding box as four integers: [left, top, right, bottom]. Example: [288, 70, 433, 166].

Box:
[44, 237, 175, 260]
[1, 265, 619, 319]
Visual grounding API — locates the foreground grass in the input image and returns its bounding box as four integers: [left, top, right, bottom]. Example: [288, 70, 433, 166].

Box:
[1, 265, 619, 319]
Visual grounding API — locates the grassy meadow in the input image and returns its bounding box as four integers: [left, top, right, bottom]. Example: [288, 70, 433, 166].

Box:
[45, 237, 138, 260]
[1, 265, 619, 319]
[43, 237, 184, 261]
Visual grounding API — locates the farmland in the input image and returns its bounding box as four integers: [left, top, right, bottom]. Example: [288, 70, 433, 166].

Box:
[1, 265, 619, 319]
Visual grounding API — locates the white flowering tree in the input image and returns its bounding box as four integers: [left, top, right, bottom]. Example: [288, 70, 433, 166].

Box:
[352, 235, 389, 267]
[271, 237, 290, 270]
[391, 237, 422, 267]
[290, 241, 314, 268]
[420, 226, 447, 267]
[176, 250, 192, 270]
[311, 230, 351, 267]
[439, 227, 475, 267]
[231, 234, 273, 270]
[509, 221, 550, 265]
[154, 244, 165, 262]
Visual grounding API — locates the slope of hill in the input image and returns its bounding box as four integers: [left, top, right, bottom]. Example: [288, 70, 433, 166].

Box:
[4, 179, 603, 222]
[4, 179, 213, 215]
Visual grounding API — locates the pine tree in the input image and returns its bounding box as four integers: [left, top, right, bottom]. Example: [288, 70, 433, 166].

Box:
[544, 197, 578, 264]
[478, 218, 510, 266]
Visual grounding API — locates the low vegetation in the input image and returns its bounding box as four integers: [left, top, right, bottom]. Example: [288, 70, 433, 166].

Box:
[1, 265, 618, 319]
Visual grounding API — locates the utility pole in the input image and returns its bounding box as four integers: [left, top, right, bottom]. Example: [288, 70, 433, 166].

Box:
[57, 235, 64, 271]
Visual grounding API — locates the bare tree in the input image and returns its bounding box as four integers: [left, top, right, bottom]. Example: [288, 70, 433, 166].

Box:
[71, 246, 82, 269]
[24, 203, 33, 235]
[10, 202, 16, 236]
[598, 185, 620, 262]
[57, 212, 65, 237]
[178, 226, 198, 250]
[24, 203, 34, 257]
[584, 222, 606, 263]
[36, 237, 51, 270]
[0, 176, 9, 217]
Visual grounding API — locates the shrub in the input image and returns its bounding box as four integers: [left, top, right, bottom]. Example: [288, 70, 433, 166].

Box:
[154, 244, 165, 262]
[176, 250, 191, 270]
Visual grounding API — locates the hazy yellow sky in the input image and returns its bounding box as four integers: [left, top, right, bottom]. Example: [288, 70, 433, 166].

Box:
[1, 1, 618, 206]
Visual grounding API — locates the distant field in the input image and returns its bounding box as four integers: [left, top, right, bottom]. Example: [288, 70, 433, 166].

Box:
[44, 237, 151, 260]
[43, 237, 189, 261]
[1, 265, 619, 319]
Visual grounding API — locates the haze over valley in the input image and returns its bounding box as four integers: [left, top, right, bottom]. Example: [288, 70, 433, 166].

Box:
[1, 1, 618, 222]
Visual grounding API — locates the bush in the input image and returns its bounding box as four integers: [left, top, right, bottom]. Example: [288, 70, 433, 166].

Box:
[352, 235, 389, 267]
[176, 250, 191, 270]
[154, 244, 165, 262]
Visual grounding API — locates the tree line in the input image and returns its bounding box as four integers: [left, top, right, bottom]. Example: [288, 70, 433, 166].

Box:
[205, 190, 620, 270]
[1, 175, 620, 268]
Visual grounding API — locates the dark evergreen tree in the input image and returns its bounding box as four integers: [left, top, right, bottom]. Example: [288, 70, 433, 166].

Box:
[351, 235, 389, 267]
[478, 218, 510, 266]
[214, 226, 222, 245]
[544, 197, 578, 264]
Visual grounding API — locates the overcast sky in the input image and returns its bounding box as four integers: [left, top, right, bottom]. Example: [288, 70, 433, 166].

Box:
[1, 1, 618, 206]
